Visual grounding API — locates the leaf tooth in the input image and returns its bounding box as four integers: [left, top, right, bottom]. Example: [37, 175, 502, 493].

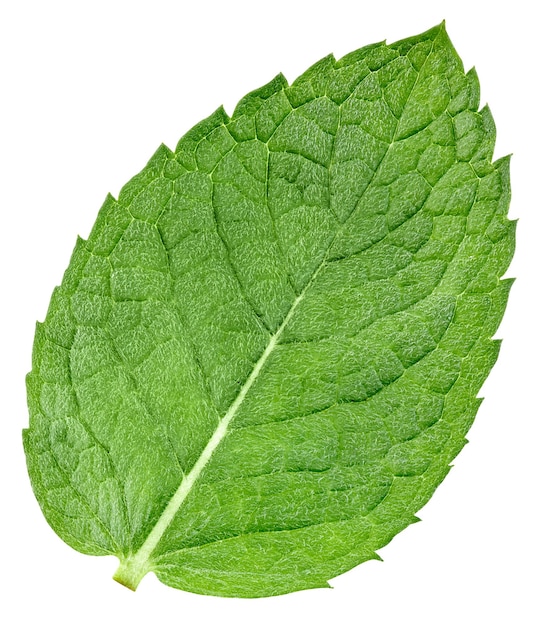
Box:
[157, 142, 174, 158]
[175, 105, 229, 170]
[60, 235, 90, 292]
[466, 67, 481, 112]
[335, 38, 386, 69]
[470, 105, 497, 170]
[231, 72, 289, 120]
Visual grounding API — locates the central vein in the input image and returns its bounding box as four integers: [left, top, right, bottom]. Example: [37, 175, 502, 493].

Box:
[113, 263, 322, 590]
[114, 34, 436, 590]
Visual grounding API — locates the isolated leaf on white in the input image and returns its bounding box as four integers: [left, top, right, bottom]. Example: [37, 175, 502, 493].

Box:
[24, 23, 515, 597]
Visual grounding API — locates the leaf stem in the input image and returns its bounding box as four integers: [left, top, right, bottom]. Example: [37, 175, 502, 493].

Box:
[113, 555, 149, 591]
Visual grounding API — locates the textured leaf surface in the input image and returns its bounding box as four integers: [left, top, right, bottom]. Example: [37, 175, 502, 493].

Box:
[24, 24, 514, 597]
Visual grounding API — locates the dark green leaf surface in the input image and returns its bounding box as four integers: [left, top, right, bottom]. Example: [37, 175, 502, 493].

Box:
[24, 24, 515, 597]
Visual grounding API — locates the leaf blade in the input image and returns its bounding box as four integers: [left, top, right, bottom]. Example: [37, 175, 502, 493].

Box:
[24, 23, 515, 597]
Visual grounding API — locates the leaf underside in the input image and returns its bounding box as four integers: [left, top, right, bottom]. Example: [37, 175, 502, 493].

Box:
[24, 24, 514, 598]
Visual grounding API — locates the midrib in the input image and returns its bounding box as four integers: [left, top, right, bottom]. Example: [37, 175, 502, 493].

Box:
[113, 262, 323, 590]
[113, 36, 436, 590]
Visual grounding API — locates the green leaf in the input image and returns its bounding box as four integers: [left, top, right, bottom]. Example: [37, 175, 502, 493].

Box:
[23, 23, 515, 598]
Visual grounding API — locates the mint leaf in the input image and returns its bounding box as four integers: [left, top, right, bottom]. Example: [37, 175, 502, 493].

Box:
[23, 23, 515, 598]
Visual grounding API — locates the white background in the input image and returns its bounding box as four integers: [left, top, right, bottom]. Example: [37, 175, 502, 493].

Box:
[1, 1, 543, 624]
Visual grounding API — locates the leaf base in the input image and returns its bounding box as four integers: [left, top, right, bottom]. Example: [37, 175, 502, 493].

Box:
[113, 556, 150, 591]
